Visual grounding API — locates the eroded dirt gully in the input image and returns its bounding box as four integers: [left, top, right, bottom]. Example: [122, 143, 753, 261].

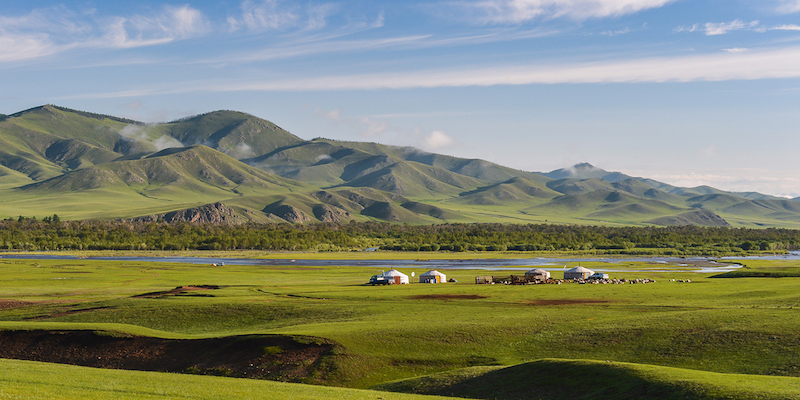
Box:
[0, 330, 337, 382]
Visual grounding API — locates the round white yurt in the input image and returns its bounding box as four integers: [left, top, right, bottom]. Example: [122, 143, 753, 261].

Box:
[525, 268, 550, 281]
[383, 269, 409, 284]
[419, 270, 446, 283]
[564, 266, 594, 280]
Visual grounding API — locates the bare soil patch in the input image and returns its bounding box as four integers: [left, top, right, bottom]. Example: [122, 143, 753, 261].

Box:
[0, 300, 39, 311]
[527, 299, 610, 306]
[408, 294, 488, 300]
[0, 330, 335, 382]
[133, 285, 220, 298]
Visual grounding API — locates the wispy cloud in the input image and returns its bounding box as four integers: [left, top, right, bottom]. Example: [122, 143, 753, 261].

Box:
[0, 5, 209, 62]
[227, 0, 338, 32]
[775, 0, 800, 14]
[199, 27, 558, 67]
[67, 45, 800, 96]
[0, 34, 60, 62]
[601, 27, 632, 36]
[452, 0, 675, 24]
[704, 19, 761, 35]
[675, 20, 761, 36]
[772, 24, 800, 31]
[314, 108, 456, 151]
[642, 169, 800, 198]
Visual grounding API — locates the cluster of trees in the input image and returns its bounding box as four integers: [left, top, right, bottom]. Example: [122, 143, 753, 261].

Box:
[1, 217, 798, 256]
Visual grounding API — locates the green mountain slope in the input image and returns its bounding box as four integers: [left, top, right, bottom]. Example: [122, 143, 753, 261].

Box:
[336, 160, 489, 198]
[3, 145, 310, 220]
[158, 110, 305, 158]
[454, 176, 561, 205]
[0, 105, 798, 227]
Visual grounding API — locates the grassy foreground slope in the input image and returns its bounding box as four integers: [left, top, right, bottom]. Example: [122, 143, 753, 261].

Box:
[375, 359, 800, 400]
[3, 256, 800, 393]
[0, 358, 458, 400]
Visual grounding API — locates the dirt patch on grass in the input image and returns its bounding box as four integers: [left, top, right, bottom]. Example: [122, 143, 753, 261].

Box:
[133, 285, 220, 298]
[0, 330, 336, 382]
[0, 300, 39, 310]
[408, 294, 488, 300]
[527, 299, 610, 306]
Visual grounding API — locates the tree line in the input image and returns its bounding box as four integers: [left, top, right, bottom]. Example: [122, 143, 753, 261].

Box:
[1, 216, 798, 256]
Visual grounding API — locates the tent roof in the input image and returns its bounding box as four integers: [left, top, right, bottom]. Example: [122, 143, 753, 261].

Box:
[525, 268, 549, 275]
[567, 266, 594, 273]
[420, 270, 446, 276]
[382, 269, 408, 278]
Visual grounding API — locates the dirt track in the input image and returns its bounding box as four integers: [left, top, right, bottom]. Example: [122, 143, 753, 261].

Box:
[0, 330, 335, 381]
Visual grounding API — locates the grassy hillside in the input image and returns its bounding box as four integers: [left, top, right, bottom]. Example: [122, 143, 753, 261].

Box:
[0, 358, 457, 400]
[375, 359, 800, 400]
[157, 110, 305, 158]
[1, 105, 799, 226]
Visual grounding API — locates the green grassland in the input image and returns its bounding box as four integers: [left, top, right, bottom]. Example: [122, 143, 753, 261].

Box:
[0, 358, 458, 400]
[2, 255, 800, 398]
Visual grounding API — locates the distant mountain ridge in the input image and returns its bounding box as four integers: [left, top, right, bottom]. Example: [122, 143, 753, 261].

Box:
[0, 104, 797, 228]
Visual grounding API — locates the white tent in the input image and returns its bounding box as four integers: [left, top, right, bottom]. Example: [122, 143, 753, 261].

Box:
[382, 269, 409, 284]
[419, 270, 446, 283]
[524, 268, 550, 279]
[564, 266, 594, 280]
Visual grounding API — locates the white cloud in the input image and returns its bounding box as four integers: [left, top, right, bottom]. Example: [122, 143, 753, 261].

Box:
[314, 108, 456, 150]
[228, 0, 337, 32]
[233, 0, 299, 31]
[153, 135, 184, 151]
[601, 27, 632, 36]
[703, 19, 759, 36]
[0, 5, 209, 63]
[772, 24, 800, 31]
[99, 5, 209, 48]
[359, 117, 389, 137]
[641, 170, 800, 198]
[70, 45, 800, 97]
[314, 154, 334, 162]
[457, 0, 675, 23]
[206, 46, 800, 90]
[232, 143, 256, 158]
[0, 34, 59, 62]
[775, 0, 800, 14]
[723, 48, 748, 53]
[421, 131, 456, 150]
[119, 124, 184, 151]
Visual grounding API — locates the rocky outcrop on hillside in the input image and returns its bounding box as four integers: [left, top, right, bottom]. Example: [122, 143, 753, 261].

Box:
[312, 204, 351, 222]
[133, 202, 251, 224]
[266, 204, 312, 223]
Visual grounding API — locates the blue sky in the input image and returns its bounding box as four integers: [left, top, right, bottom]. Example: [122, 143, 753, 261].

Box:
[2, 0, 800, 197]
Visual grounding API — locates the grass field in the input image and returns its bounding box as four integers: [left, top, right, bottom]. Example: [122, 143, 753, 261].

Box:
[1, 253, 800, 398]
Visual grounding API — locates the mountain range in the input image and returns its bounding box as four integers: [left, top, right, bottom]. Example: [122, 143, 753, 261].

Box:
[1, 105, 798, 228]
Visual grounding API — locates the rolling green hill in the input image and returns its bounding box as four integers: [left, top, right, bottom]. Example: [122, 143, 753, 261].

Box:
[0, 105, 798, 227]
[375, 359, 800, 400]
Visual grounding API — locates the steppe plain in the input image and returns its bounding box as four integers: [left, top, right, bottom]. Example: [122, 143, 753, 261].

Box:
[2, 251, 800, 399]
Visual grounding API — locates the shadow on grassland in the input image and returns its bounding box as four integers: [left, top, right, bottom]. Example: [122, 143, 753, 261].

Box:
[373, 358, 792, 400]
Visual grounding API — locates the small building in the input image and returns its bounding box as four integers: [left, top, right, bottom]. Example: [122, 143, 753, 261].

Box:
[564, 266, 594, 280]
[381, 269, 409, 284]
[524, 268, 551, 283]
[420, 270, 446, 283]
